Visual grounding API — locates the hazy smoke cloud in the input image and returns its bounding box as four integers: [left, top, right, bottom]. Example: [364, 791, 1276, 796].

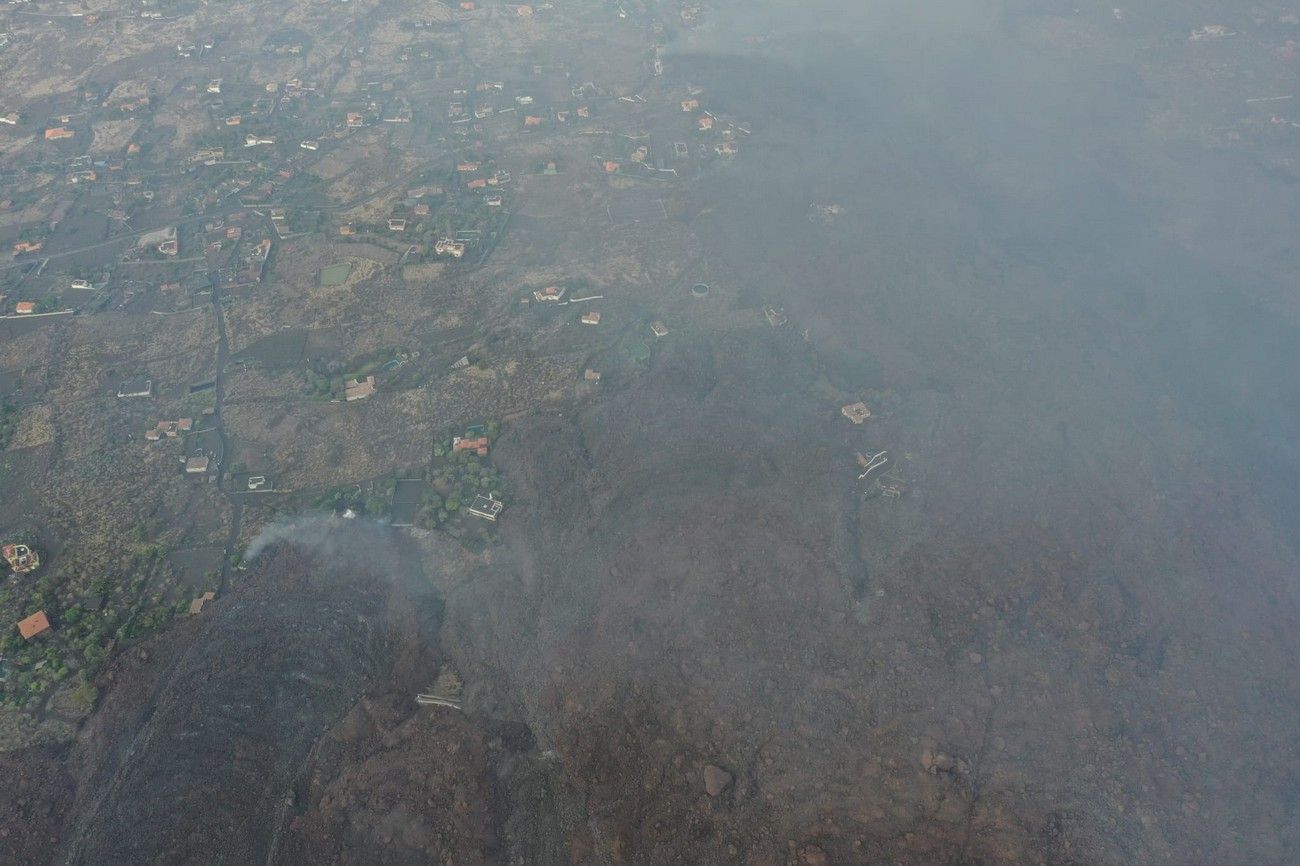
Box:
[244, 513, 370, 563]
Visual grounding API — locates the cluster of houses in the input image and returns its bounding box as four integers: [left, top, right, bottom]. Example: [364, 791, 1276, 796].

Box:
[456, 160, 512, 200]
[194, 215, 276, 288]
[144, 417, 193, 441]
[362, 160, 508, 250]
[438, 68, 588, 130]
[680, 90, 744, 157]
[595, 86, 746, 179]
[6, 546, 49, 640]
[0, 0, 748, 666]
[445, 424, 504, 521]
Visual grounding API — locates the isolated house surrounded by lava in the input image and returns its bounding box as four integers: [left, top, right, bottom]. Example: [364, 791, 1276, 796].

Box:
[2, 543, 39, 574]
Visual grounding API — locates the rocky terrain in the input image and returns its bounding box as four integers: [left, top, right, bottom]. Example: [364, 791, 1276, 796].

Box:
[0, 525, 456, 864]
[1, 327, 1297, 864]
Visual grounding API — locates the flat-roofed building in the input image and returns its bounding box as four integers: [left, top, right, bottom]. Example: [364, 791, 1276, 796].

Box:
[117, 379, 153, 398]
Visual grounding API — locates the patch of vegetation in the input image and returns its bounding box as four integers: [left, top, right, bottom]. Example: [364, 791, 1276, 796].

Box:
[318, 262, 352, 286]
[623, 339, 651, 362]
[0, 545, 189, 709]
[0, 399, 18, 451]
[315, 478, 397, 519]
[303, 347, 402, 400]
[419, 424, 506, 530]
[261, 28, 312, 55]
[459, 532, 489, 554]
[182, 389, 216, 415]
[47, 679, 97, 717]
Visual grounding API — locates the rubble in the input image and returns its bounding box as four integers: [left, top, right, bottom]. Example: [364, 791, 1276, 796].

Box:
[704, 763, 732, 796]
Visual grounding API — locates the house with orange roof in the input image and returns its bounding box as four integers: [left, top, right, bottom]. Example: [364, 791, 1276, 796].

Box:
[189, 591, 216, 615]
[453, 436, 489, 457]
[147, 417, 194, 440]
[17, 610, 50, 640]
[44, 127, 74, 141]
[14, 301, 35, 315]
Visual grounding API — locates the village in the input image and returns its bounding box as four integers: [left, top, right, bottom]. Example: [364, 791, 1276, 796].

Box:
[0, 0, 1296, 863]
[0, 0, 773, 742]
